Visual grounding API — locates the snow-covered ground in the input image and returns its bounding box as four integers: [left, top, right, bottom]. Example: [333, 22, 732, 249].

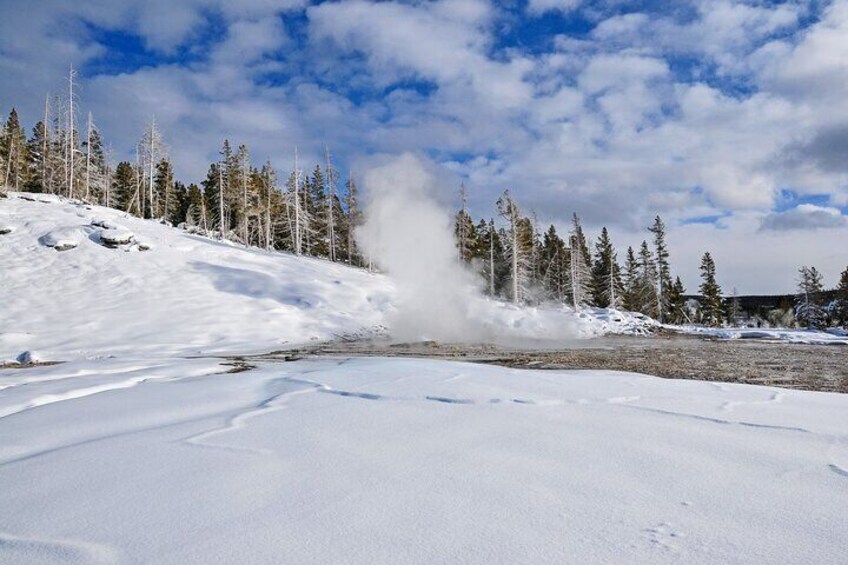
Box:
[3, 357, 847, 564]
[2, 194, 847, 564]
[672, 325, 848, 345]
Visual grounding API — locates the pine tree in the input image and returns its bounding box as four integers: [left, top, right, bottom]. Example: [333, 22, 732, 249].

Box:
[667, 276, 687, 324]
[25, 120, 49, 193]
[540, 225, 568, 303]
[201, 162, 224, 233]
[111, 161, 136, 211]
[1, 108, 29, 191]
[591, 227, 623, 308]
[795, 266, 826, 329]
[699, 252, 723, 327]
[185, 183, 205, 228]
[622, 246, 640, 312]
[343, 172, 361, 265]
[648, 216, 673, 322]
[833, 265, 848, 328]
[307, 164, 326, 256]
[637, 240, 658, 317]
[154, 159, 175, 222]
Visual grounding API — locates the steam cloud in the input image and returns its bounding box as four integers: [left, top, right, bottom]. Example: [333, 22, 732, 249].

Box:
[356, 154, 584, 344]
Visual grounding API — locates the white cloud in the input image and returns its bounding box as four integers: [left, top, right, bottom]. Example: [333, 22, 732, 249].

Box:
[760, 204, 848, 232]
[526, 0, 582, 16]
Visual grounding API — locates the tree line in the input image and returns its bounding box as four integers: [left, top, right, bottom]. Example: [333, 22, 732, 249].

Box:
[0, 68, 368, 267]
[455, 187, 696, 324]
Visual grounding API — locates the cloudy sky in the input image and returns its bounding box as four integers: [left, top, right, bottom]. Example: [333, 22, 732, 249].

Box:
[1, 0, 847, 293]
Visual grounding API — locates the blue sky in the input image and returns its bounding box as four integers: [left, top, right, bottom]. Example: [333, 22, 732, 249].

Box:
[1, 0, 847, 292]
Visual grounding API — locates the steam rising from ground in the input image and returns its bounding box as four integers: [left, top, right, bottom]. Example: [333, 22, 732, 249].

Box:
[356, 154, 585, 345]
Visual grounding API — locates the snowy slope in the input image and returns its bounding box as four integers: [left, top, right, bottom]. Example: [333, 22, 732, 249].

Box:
[2, 357, 847, 564]
[0, 193, 394, 360]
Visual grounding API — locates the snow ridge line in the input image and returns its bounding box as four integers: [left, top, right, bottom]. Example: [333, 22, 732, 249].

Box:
[0, 376, 151, 420]
[0, 531, 119, 564]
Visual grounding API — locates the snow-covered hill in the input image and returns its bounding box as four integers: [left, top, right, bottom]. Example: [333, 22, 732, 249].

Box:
[0, 193, 394, 361]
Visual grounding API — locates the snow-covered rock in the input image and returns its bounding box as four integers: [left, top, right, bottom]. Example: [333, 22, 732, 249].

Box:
[15, 350, 41, 365]
[39, 227, 82, 251]
[99, 227, 135, 246]
[0, 225, 13, 235]
[91, 218, 119, 229]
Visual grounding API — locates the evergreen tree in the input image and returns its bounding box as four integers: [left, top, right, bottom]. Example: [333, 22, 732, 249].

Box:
[637, 240, 658, 317]
[591, 227, 623, 308]
[153, 159, 175, 221]
[1, 108, 29, 191]
[25, 121, 49, 193]
[343, 173, 361, 265]
[699, 252, 723, 327]
[111, 161, 136, 212]
[476, 219, 504, 297]
[622, 246, 641, 312]
[648, 216, 673, 322]
[201, 162, 224, 234]
[833, 265, 848, 328]
[540, 225, 568, 302]
[795, 266, 826, 329]
[667, 276, 687, 324]
[307, 164, 326, 256]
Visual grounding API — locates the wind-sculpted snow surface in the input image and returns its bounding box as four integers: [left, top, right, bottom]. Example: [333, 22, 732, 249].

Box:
[1, 357, 847, 564]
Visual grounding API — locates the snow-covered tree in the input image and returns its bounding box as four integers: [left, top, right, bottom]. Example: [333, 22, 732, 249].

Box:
[795, 265, 826, 329]
[569, 213, 593, 307]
